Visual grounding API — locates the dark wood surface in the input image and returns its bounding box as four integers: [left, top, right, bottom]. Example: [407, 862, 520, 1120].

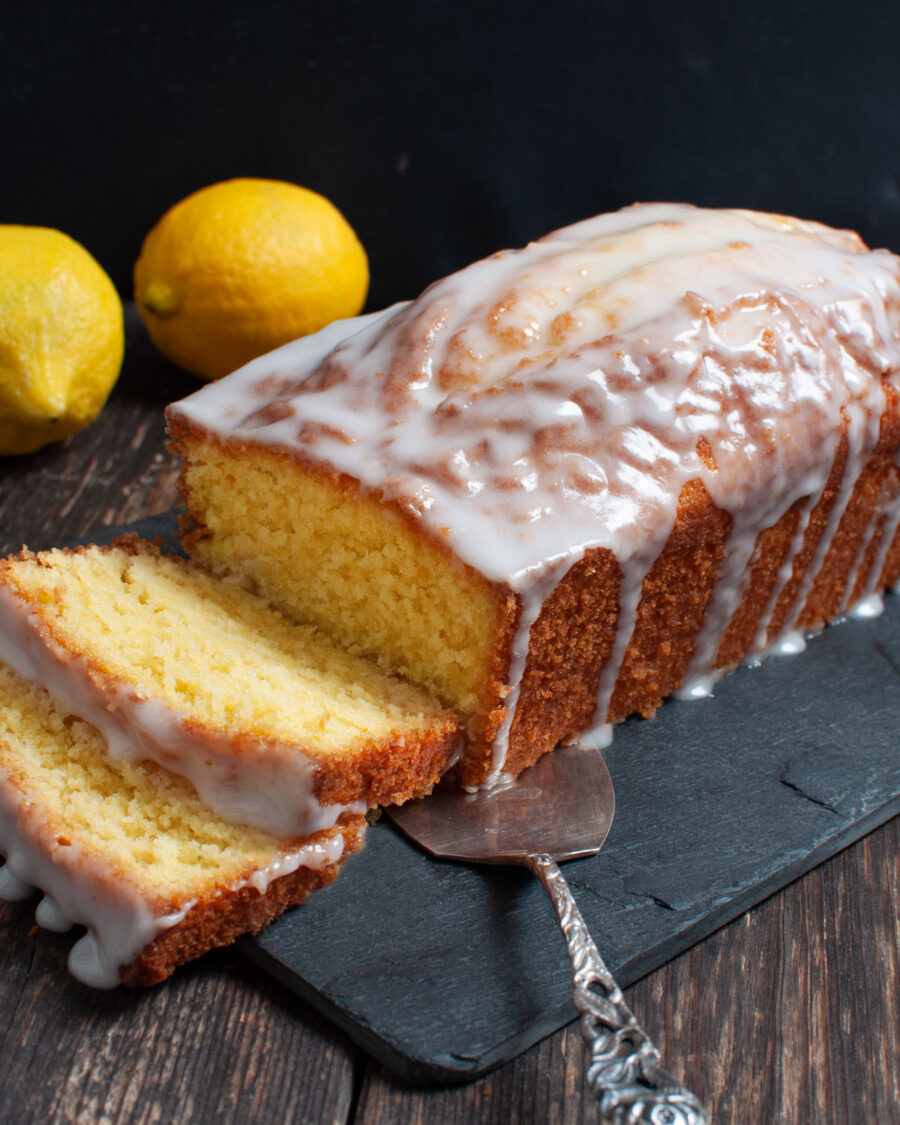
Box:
[1, 307, 897, 1124]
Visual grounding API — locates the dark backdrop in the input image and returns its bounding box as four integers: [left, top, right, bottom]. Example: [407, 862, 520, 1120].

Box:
[4, 1, 900, 307]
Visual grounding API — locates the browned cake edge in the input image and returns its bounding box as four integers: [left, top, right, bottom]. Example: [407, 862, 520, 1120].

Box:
[493, 387, 900, 786]
[121, 812, 367, 987]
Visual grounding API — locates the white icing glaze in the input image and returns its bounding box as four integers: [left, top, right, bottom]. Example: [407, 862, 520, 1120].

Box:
[170, 204, 900, 783]
[843, 473, 900, 613]
[572, 723, 614, 751]
[0, 588, 363, 838]
[0, 863, 32, 900]
[850, 593, 885, 619]
[0, 773, 185, 988]
[867, 501, 900, 599]
[750, 494, 818, 653]
[674, 676, 718, 702]
[0, 768, 354, 988]
[770, 631, 808, 657]
[244, 832, 347, 894]
[35, 893, 73, 932]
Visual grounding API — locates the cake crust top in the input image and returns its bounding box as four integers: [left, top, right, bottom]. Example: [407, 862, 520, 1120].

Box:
[169, 203, 900, 588]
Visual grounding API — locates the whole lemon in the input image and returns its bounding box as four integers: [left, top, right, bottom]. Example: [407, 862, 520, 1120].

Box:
[134, 178, 369, 380]
[0, 227, 124, 456]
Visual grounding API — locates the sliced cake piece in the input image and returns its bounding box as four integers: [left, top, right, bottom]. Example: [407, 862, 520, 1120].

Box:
[0, 539, 459, 837]
[0, 662, 365, 987]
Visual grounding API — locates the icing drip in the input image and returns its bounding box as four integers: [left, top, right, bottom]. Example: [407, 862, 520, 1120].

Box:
[681, 531, 759, 689]
[573, 723, 614, 751]
[0, 588, 363, 838]
[674, 676, 719, 702]
[782, 406, 874, 636]
[0, 770, 354, 988]
[851, 593, 885, 619]
[771, 631, 808, 657]
[0, 862, 32, 900]
[843, 472, 900, 611]
[591, 560, 647, 727]
[481, 557, 572, 787]
[171, 204, 900, 782]
[36, 893, 73, 932]
[869, 500, 900, 594]
[750, 496, 818, 653]
[0, 774, 181, 988]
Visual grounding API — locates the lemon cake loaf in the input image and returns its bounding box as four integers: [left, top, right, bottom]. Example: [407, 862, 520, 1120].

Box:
[0, 539, 459, 836]
[0, 662, 365, 987]
[168, 203, 900, 788]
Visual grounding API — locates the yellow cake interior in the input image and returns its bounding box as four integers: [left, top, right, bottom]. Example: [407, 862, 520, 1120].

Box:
[178, 437, 508, 734]
[2, 542, 455, 758]
[0, 663, 291, 903]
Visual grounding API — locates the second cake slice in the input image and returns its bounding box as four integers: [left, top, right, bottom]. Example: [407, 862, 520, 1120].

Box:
[0, 662, 366, 987]
[0, 538, 460, 836]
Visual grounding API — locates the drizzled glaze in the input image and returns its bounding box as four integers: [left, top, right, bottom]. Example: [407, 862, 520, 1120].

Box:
[0, 587, 364, 838]
[0, 766, 351, 988]
[171, 204, 900, 784]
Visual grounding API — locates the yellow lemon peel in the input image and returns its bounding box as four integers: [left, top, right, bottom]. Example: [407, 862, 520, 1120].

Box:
[0, 226, 124, 456]
[134, 178, 369, 381]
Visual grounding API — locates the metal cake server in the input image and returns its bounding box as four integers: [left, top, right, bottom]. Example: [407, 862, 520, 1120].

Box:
[388, 746, 709, 1125]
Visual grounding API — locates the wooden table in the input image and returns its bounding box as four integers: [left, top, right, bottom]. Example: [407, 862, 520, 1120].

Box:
[1, 309, 897, 1124]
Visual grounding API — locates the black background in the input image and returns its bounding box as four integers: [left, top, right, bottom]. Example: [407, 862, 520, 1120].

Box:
[4, 1, 900, 307]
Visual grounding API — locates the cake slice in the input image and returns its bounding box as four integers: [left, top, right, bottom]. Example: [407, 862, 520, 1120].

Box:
[168, 203, 900, 787]
[0, 662, 365, 987]
[0, 539, 459, 836]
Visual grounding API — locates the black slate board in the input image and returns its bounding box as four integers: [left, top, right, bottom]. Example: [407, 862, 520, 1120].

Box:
[95, 514, 900, 1085]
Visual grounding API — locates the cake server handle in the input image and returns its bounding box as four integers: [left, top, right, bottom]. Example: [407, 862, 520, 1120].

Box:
[526, 853, 710, 1125]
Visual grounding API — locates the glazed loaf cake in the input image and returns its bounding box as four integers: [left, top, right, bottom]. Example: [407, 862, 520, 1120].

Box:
[0, 539, 459, 836]
[0, 662, 365, 987]
[168, 204, 900, 788]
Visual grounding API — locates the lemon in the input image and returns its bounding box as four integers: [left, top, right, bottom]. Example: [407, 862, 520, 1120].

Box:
[134, 178, 369, 380]
[0, 227, 124, 456]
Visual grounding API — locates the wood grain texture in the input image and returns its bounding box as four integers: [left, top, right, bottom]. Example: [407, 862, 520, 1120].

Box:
[0, 897, 358, 1125]
[0, 307, 897, 1123]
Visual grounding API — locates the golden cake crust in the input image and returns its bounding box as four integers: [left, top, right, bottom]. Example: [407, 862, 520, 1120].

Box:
[120, 813, 366, 987]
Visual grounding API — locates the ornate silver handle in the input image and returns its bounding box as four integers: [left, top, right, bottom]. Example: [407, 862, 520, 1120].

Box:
[526, 853, 710, 1125]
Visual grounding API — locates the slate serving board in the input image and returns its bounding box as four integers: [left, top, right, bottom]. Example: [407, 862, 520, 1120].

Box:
[95, 514, 900, 1086]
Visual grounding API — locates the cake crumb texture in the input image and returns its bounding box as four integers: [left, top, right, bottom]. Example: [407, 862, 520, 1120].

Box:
[0, 662, 364, 985]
